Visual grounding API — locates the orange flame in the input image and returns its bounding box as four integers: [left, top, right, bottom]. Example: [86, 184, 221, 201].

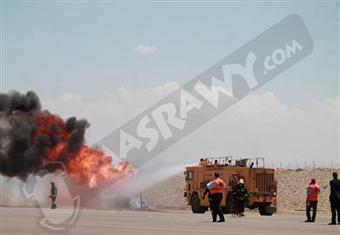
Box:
[32, 114, 70, 144]
[66, 145, 136, 188]
[32, 113, 136, 188]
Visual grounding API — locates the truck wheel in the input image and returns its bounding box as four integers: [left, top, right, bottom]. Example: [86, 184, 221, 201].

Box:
[190, 193, 206, 213]
[258, 204, 274, 216]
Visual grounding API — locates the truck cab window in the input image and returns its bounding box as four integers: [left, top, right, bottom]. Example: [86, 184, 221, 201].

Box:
[185, 171, 194, 181]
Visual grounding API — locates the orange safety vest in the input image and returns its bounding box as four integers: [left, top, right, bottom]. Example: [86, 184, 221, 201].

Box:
[307, 184, 320, 201]
[210, 178, 225, 195]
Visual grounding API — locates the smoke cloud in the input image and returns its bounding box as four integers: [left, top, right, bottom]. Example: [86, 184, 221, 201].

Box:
[0, 90, 89, 180]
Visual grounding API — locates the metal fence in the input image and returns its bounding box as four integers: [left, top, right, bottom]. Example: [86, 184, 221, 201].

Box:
[266, 161, 340, 169]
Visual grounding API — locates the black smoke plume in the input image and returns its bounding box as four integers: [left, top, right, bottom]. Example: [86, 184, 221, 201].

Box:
[0, 91, 89, 180]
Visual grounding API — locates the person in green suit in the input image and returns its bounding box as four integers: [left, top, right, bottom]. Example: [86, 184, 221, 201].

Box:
[49, 182, 57, 209]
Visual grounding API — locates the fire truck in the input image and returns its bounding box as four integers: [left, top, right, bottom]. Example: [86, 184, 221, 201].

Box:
[184, 157, 277, 216]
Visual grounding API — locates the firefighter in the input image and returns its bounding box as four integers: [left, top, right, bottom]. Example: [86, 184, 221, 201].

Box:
[199, 158, 208, 167]
[234, 178, 248, 217]
[329, 172, 340, 225]
[49, 182, 57, 209]
[207, 172, 225, 222]
[305, 178, 320, 222]
[199, 158, 204, 166]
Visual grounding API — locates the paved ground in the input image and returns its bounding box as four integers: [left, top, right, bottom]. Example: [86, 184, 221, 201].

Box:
[1, 207, 339, 235]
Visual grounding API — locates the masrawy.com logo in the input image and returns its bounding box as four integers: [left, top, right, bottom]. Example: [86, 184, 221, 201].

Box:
[23, 161, 80, 232]
[97, 14, 313, 168]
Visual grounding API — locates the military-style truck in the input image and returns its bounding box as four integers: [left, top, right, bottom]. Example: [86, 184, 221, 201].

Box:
[184, 157, 277, 216]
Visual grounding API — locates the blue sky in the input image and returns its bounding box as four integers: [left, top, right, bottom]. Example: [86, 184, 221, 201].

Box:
[2, 1, 339, 106]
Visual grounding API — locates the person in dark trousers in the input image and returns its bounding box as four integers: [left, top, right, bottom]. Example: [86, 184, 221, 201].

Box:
[207, 173, 226, 222]
[202, 188, 213, 217]
[305, 178, 320, 223]
[234, 179, 248, 217]
[329, 172, 340, 225]
[49, 182, 57, 209]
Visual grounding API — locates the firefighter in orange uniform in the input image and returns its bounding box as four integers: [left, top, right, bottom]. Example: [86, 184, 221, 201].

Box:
[207, 172, 226, 222]
[305, 178, 320, 222]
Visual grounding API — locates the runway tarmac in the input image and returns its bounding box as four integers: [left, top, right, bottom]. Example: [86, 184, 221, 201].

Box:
[1, 207, 339, 235]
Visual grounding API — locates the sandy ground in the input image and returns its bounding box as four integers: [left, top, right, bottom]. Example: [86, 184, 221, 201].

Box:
[1, 207, 340, 235]
[276, 168, 336, 211]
